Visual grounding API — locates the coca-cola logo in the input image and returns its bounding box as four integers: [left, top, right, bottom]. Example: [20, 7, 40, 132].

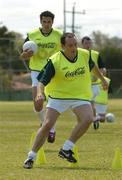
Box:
[38, 42, 55, 48]
[65, 67, 85, 78]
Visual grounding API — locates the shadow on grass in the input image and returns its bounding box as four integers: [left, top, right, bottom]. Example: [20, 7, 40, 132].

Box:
[45, 149, 92, 153]
[35, 165, 109, 171]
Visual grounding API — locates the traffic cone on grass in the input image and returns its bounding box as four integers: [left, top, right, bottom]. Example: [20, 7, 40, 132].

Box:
[29, 131, 47, 165]
[112, 147, 122, 170]
[36, 147, 47, 165]
[29, 131, 36, 150]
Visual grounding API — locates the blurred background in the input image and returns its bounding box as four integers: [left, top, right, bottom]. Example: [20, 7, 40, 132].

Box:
[0, 0, 122, 100]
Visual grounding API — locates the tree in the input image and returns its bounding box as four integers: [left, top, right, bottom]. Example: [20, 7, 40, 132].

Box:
[0, 25, 25, 73]
[91, 31, 122, 92]
[91, 31, 122, 69]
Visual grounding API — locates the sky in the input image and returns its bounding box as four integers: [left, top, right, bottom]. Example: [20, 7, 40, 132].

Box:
[0, 0, 122, 38]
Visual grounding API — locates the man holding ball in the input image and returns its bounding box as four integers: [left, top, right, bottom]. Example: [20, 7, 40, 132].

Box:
[21, 11, 63, 143]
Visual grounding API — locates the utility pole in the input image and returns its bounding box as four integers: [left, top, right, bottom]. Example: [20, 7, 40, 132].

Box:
[63, 0, 66, 32]
[72, 3, 75, 33]
[63, 0, 86, 33]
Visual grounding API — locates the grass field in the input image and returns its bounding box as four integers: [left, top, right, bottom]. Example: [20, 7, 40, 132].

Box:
[0, 99, 122, 180]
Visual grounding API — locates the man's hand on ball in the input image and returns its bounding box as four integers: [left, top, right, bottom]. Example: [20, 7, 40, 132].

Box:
[22, 49, 34, 59]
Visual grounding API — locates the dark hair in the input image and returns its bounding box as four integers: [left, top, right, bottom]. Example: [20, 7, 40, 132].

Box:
[61, 32, 76, 45]
[81, 36, 91, 44]
[40, 11, 55, 21]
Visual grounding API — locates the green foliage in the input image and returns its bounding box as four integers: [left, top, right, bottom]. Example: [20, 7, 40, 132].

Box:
[101, 47, 122, 69]
[0, 67, 12, 91]
[0, 25, 122, 74]
[91, 31, 122, 69]
[91, 31, 122, 91]
[0, 100, 122, 179]
[0, 25, 25, 73]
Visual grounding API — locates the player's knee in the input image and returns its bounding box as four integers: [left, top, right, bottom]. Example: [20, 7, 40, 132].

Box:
[43, 119, 53, 131]
[79, 115, 93, 126]
[86, 114, 94, 124]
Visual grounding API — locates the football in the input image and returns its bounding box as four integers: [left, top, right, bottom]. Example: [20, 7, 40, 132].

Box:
[23, 41, 38, 53]
[105, 113, 115, 122]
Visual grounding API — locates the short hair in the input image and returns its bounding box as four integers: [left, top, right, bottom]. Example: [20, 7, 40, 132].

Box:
[40, 11, 55, 21]
[61, 32, 76, 45]
[81, 36, 91, 44]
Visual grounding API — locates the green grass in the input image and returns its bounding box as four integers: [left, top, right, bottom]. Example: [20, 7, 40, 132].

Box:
[0, 100, 122, 180]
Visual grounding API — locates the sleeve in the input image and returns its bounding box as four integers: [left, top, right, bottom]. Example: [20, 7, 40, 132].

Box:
[24, 37, 29, 43]
[108, 80, 113, 94]
[98, 55, 106, 68]
[89, 52, 95, 71]
[37, 60, 55, 86]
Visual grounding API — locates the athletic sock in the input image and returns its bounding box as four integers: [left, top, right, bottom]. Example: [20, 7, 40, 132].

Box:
[94, 114, 101, 121]
[49, 127, 55, 133]
[63, 140, 75, 150]
[28, 150, 36, 161]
